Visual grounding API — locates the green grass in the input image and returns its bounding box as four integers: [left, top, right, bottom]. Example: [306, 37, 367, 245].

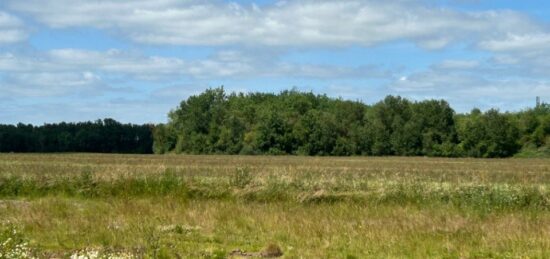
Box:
[515, 146, 550, 158]
[0, 154, 549, 258]
[1, 171, 548, 211]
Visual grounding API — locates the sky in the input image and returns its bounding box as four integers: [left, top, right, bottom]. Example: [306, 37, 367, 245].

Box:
[0, 0, 549, 124]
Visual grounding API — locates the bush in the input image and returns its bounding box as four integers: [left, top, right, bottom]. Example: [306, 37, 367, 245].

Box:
[0, 224, 34, 259]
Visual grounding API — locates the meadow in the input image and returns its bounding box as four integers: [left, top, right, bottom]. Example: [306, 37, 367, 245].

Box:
[0, 154, 549, 258]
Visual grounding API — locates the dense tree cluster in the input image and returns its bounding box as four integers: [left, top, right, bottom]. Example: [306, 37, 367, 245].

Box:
[0, 119, 153, 153]
[0, 88, 547, 157]
[154, 88, 549, 158]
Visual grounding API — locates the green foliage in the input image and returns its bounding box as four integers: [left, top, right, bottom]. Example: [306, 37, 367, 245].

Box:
[2, 154, 550, 257]
[158, 87, 548, 157]
[0, 119, 154, 153]
[230, 167, 253, 188]
[457, 109, 520, 158]
[2, 88, 546, 158]
[0, 224, 34, 259]
[512, 104, 550, 157]
[1, 168, 549, 211]
[152, 124, 176, 154]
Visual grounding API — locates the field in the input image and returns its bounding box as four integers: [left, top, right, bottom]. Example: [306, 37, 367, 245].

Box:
[0, 154, 549, 258]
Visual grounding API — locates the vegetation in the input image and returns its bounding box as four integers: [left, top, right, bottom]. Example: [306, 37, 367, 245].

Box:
[1, 90, 547, 257]
[0, 154, 549, 257]
[0, 88, 548, 158]
[155, 87, 549, 158]
[0, 88, 550, 158]
[0, 119, 153, 153]
[0, 223, 34, 259]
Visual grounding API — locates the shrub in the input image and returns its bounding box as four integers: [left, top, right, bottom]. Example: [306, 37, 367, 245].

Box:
[0, 224, 35, 259]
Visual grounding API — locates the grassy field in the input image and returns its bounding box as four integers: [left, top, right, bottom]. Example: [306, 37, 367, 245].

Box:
[0, 154, 549, 258]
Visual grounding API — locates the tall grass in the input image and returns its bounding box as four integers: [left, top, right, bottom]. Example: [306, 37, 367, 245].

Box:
[0, 154, 549, 257]
[1, 167, 548, 211]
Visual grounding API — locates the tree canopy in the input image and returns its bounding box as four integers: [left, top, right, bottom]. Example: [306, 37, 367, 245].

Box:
[1, 88, 548, 157]
[155, 87, 549, 157]
[0, 119, 153, 153]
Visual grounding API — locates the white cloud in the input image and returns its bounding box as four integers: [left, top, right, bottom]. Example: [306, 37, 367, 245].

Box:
[388, 59, 550, 111]
[48, 49, 187, 79]
[0, 72, 105, 97]
[477, 33, 550, 77]
[3, 0, 550, 120]
[0, 49, 189, 97]
[3, 47, 387, 77]
[0, 11, 26, 44]
[391, 70, 476, 92]
[479, 33, 550, 52]
[5, 0, 543, 48]
[0, 48, 391, 98]
[436, 60, 480, 70]
[0, 49, 190, 81]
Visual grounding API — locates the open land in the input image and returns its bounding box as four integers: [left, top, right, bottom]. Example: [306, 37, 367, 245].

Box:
[0, 154, 549, 258]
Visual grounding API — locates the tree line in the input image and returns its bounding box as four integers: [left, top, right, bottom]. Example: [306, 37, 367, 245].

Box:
[0, 119, 153, 153]
[1, 88, 548, 157]
[154, 87, 549, 158]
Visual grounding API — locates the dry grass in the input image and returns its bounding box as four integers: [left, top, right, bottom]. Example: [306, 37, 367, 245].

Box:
[0, 154, 549, 258]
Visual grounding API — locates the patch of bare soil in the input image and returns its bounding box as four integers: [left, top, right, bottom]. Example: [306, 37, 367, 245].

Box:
[229, 244, 283, 258]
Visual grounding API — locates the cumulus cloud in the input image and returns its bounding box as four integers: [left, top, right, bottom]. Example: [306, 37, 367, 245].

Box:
[0, 72, 106, 97]
[0, 50, 186, 78]
[388, 58, 550, 111]
[18, 48, 388, 78]
[0, 48, 389, 98]
[3, 0, 550, 122]
[0, 50, 185, 98]
[0, 11, 27, 44]
[436, 60, 480, 70]
[479, 33, 550, 52]
[5, 0, 543, 48]
[476, 33, 550, 77]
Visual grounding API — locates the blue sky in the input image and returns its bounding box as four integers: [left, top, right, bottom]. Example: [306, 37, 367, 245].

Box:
[0, 0, 549, 124]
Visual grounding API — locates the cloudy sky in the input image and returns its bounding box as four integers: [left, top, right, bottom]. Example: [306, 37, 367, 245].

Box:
[1, 0, 549, 124]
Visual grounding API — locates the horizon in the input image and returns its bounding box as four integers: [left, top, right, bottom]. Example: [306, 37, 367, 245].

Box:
[1, 0, 550, 124]
[1, 88, 547, 126]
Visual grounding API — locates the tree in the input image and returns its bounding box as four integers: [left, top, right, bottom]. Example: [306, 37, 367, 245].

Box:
[458, 109, 520, 158]
[366, 96, 413, 155]
[411, 100, 458, 156]
[152, 88, 540, 158]
[294, 110, 337, 155]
